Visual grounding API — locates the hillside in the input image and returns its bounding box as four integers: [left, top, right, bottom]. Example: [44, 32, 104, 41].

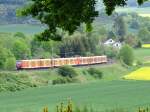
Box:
[0, 0, 149, 25]
[0, 0, 39, 24]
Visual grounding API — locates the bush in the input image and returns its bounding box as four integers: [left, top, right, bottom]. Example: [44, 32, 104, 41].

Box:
[87, 67, 103, 79]
[52, 77, 74, 85]
[0, 73, 34, 92]
[119, 44, 134, 66]
[12, 40, 31, 60]
[104, 46, 119, 59]
[14, 32, 26, 39]
[4, 57, 16, 70]
[58, 65, 78, 78]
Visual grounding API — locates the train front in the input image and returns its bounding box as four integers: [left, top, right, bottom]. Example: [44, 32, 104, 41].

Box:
[16, 60, 22, 70]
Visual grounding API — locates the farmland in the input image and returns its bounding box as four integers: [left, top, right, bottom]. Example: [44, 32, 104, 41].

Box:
[124, 67, 150, 80]
[116, 7, 150, 15]
[0, 47, 149, 112]
[134, 48, 150, 62]
[1, 80, 150, 112]
[0, 1, 149, 111]
[0, 24, 45, 35]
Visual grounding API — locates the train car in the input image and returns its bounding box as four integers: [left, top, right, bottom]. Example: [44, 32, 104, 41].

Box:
[16, 55, 107, 70]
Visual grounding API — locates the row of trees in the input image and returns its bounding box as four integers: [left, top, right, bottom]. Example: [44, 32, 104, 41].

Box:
[0, 31, 135, 71]
[60, 33, 101, 57]
[0, 11, 149, 70]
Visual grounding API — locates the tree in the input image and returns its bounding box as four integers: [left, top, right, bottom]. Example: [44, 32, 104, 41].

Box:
[125, 34, 138, 47]
[4, 57, 16, 70]
[138, 27, 150, 43]
[119, 44, 134, 66]
[60, 34, 86, 57]
[130, 20, 140, 29]
[18, 0, 147, 41]
[107, 31, 116, 39]
[14, 32, 26, 39]
[113, 16, 127, 42]
[0, 45, 16, 69]
[12, 40, 31, 60]
[0, 47, 8, 68]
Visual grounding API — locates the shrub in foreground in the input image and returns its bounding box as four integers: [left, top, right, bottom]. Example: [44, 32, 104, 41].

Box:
[58, 65, 78, 78]
[4, 57, 16, 70]
[52, 77, 76, 85]
[87, 67, 103, 79]
[119, 44, 134, 66]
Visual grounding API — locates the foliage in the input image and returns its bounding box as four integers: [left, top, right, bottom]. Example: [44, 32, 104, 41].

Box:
[104, 46, 119, 59]
[130, 19, 140, 29]
[119, 44, 134, 66]
[55, 100, 73, 112]
[52, 77, 75, 85]
[0, 47, 8, 68]
[0, 73, 35, 92]
[19, 0, 98, 41]
[58, 66, 78, 78]
[4, 57, 16, 70]
[14, 32, 26, 39]
[18, 0, 147, 40]
[60, 33, 101, 57]
[87, 67, 103, 79]
[107, 31, 116, 40]
[12, 39, 31, 60]
[113, 16, 127, 42]
[0, 46, 15, 69]
[125, 34, 139, 47]
[138, 27, 150, 43]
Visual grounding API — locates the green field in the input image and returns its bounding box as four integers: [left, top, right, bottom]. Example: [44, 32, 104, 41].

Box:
[1, 80, 150, 112]
[0, 24, 45, 35]
[134, 48, 150, 61]
[116, 7, 150, 15]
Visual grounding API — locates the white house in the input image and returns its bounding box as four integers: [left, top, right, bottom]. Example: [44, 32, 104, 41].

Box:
[104, 39, 115, 45]
[103, 39, 122, 49]
[113, 42, 122, 49]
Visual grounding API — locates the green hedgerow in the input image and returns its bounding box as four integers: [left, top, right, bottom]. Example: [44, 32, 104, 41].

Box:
[58, 65, 78, 78]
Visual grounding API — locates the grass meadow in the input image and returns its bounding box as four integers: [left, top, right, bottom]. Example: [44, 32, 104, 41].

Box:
[1, 81, 150, 112]
[134, 48, 150, 61]
[0, 48, 149, 112]
[116, 7, 150, 15]
[0, 24, 45, 35]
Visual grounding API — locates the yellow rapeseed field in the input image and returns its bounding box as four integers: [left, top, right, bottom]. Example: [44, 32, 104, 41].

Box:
[138, 14, 150, 17]
[124, 67, 150, 80]
[142, 44, 150, 48]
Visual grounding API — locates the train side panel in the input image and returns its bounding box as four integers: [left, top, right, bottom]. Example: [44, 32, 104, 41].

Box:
[17, 55, 107, 69]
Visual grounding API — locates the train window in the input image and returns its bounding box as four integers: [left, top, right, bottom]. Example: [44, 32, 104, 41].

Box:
[63, 59, 68, 65]
[83, 58, 87, 64]
[91, 57, 94, 63]
[31, 61, 36, 68]
[25, 61, 29, 68]
[37, 60, 41, 67]
[66, 59, 69, 65]
[97, 57, 100, 62]
[59, 60, 62, 66]
[70, 59, 73, 65]
[45, 60, 50, 67]
[54, 60, 58, 66]
[89, 58, 93, 63]
[40, 60, 44, 67]
[87, 58, 90, 64]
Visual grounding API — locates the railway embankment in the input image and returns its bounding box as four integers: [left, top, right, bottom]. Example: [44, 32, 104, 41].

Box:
[0, 63, 130, 92]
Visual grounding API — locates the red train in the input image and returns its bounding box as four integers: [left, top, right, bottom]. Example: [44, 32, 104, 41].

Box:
[16, 55, 107, 70]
